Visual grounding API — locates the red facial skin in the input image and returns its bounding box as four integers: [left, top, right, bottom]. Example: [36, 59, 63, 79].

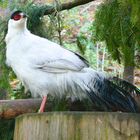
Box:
[13, 14, 21, 21]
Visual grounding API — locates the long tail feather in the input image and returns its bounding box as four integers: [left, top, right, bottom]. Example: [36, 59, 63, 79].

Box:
[85, 76, 140, 112]
[110, 77, 140, 96]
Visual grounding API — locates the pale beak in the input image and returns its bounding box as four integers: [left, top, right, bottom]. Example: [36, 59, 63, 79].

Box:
[22, 13, 28, 18]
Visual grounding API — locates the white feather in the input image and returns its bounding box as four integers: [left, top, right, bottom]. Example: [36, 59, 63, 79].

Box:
[5, 14, 106, 99]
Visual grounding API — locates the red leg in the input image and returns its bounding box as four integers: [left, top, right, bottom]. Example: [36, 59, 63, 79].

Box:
[39, 96, 47, 113]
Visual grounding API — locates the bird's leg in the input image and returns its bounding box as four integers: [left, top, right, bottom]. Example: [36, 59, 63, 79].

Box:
[39, 96, 47, 113]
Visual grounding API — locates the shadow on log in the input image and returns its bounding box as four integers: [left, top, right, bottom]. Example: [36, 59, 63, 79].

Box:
[14, 112, 140, 140]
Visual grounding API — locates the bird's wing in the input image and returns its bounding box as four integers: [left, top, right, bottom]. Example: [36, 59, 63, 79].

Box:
[34, 59, 86, 73]
[26, 36, 89, 73]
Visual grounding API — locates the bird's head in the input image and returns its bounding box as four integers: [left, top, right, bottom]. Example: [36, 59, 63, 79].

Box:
[8, 10, 28, 30]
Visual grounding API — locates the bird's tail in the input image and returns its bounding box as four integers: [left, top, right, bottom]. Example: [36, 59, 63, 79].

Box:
[85, 76, 140, 113]
[110, 77, 140, 96]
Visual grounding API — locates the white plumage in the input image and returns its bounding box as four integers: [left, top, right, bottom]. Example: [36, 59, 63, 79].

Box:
[5, 11, 104, 99]
[5, 11, 139, 112]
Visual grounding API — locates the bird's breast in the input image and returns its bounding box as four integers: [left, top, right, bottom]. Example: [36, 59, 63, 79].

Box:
[6, 45, 20, 67]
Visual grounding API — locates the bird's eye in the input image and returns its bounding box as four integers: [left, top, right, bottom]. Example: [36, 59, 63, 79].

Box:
[13, 14, 21, 21]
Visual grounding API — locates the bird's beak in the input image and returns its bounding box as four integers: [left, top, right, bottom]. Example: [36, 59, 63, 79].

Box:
[23, 14, 27, 18]
[22, 13, 28, 18]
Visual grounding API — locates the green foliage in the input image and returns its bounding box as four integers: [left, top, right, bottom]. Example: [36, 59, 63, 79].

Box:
[0, 0, 8, 8]
[0, 119, 15, 140]
[121, 0, 140, 49]
[62, 9, 97, 68]
[0, 16, 11, 96]
[119, 0, 140, 29]
[94, 0, 139, 66]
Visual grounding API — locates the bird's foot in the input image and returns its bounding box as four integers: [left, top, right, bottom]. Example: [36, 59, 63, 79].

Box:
[38, 96, 47, 113]
[38, 108, 44, 113]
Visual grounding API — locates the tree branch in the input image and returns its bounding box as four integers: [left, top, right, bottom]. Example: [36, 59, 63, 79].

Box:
[44, 0, 95, 15]
[0, 99, 42, 119]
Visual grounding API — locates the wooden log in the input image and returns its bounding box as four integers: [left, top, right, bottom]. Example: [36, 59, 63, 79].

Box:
[14, 112, 140, 140]
[0, 99, 42, 119]
[0, 98, 94, 119]
[1, 97, 140, 119]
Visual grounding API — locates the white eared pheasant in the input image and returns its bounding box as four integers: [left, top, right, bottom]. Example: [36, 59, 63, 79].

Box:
[5, 10, 140, 112]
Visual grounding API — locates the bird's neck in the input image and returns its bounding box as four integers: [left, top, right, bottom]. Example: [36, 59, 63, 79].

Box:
[5, 24, 29, 44]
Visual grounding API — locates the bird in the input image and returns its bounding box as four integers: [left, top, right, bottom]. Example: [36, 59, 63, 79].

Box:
[5, 10, 140, 113]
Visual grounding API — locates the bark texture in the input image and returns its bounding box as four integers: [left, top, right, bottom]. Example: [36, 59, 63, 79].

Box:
[44, 0, 95, 15]
[1, 97, 140, 119]
[123, 46, 135, 84]
[0, 98, 95, 119]
[0, 99, 42, 119]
